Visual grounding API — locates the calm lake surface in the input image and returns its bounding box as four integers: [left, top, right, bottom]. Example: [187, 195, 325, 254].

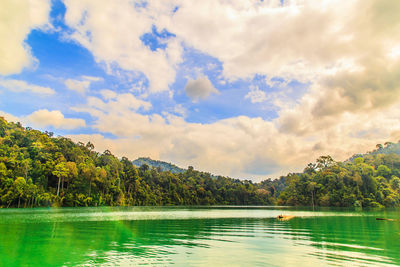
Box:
[0, 206, 399, 266]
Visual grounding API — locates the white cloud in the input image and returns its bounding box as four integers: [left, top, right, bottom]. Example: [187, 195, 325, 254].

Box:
[64, 79, 90, 94]
[67, 90, 400, 180]
[0, 78, 55, 95]
[61, 1, 400, 115]
[26, 109, 86, 130]
[64, 76, 102, 94]
[154, 0, 400, 117]
[81, 75, 102, 82]
[99, 89, 117, 101]
[0, 111, 20, 123]
[1, 109, 85, 130]
[165, 0, 351, 82]
[72, 93, 152, 126]
[245, 86, 268, 103]
[173, 104, 187, 117]
[184, 75, 218, 101]
[0, 0, 51, 75]
[62, 0, 182, 93]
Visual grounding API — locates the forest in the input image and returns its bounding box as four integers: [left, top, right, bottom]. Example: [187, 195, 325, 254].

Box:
[0, 117, 399, 208]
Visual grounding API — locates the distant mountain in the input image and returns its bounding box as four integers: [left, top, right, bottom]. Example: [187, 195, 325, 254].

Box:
[132, 157, 186, 174]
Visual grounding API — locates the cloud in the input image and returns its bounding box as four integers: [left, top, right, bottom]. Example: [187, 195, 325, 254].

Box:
[173, 104, 187, 117]
[67, 89, 400, 181]
[63, 0, 182, 93]
[26, 109, 86, 130]
[245, 86, 268, 103]
[161, 0, 400, 117]
[0, 109, 85, 130]
[99, 89, 117, 101]
[0, 111, 20, 123]
[0, 0, 51, 75]
[64, 79, 90, 94]
[64, 76, 102, 94]
[81, 75, 102, 82]
[184, 75, 218, 101]
[0, 78, 55, 95]
[71, 92, 152, 129]
[165, 0, 352, 81]
[64, 76, 101, 94]
[61, 1, 400, 116]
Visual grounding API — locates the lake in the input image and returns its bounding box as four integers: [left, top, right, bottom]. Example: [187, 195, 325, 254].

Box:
[0, 206, 399, 266]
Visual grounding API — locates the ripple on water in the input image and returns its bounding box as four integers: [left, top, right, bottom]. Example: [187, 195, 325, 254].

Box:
[0, 207, 399, 266]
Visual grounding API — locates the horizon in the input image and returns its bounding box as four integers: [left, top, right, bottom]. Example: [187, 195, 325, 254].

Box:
[1, 0, 400, 181]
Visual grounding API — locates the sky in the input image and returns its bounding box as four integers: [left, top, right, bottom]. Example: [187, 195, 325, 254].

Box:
[1, 0, 400, 181]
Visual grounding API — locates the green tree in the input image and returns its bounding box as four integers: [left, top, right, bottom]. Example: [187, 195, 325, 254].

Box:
[52, 162, 68, 197]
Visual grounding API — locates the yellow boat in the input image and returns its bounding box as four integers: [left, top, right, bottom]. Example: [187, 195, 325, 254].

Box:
[277, 215, 295, 221]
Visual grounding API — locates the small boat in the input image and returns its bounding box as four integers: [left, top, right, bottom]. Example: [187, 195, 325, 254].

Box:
[376, 218, 397, 221]
[277, 215, 295, 221]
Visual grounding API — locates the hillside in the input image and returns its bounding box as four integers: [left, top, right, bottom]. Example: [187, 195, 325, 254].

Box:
[0, 117, 275, 208]
[0, 117, 399, 208]
[132, 157, 185, 174]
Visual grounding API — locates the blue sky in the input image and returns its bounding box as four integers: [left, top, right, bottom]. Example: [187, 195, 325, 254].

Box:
[1, 0, 400, 180]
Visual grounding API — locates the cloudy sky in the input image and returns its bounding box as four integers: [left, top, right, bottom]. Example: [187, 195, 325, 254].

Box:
[1, 0, 400, 180]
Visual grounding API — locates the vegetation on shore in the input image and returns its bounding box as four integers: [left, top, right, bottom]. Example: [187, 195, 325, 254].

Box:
[277, 154, 400, 208]
[0, 117, 399, 208]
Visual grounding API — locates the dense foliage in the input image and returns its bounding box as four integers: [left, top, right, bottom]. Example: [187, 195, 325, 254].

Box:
[0, 118, 275, 208]
[278, 153, 400, 207]
[1, 117, 399, 208]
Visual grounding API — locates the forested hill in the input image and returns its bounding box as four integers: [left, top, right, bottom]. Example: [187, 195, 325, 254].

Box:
[0, 117, 276, 208]
[0, 117, 400, 208]
[277, 154, 400, 207]
[132, 157, 185, 174]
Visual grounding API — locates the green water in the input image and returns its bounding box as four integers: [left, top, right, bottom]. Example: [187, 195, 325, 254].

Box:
[0, 207, 399, 266]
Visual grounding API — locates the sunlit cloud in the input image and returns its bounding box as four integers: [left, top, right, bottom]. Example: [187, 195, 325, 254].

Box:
[0, 109, 85, 130]
[0, 78, 55, 95]
[0, 0, 51, 75]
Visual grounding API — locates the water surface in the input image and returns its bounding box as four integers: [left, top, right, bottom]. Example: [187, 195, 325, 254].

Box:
[0, 206, 399, 266]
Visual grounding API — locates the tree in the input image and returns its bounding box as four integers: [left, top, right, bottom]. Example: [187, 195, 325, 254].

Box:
[307, 181, 317, 209]
[384, 142, 394, 148]
[86, 142, 95, 151]
[52, 162, 68, 197]
[65, 162, 78, 190]
[316, 156, 334, 170]
[14, 177, 26, 208]
[377, 165, 391, 179]
[304, 163, 317, 174]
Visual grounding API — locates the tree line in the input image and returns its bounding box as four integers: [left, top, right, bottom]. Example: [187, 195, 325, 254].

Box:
[278, 153, 400, 207]
[0, 117, 399, 208]
[0, 117, 275, 207]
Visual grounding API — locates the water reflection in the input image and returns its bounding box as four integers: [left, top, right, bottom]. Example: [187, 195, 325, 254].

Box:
[0, 207, 399, 266]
